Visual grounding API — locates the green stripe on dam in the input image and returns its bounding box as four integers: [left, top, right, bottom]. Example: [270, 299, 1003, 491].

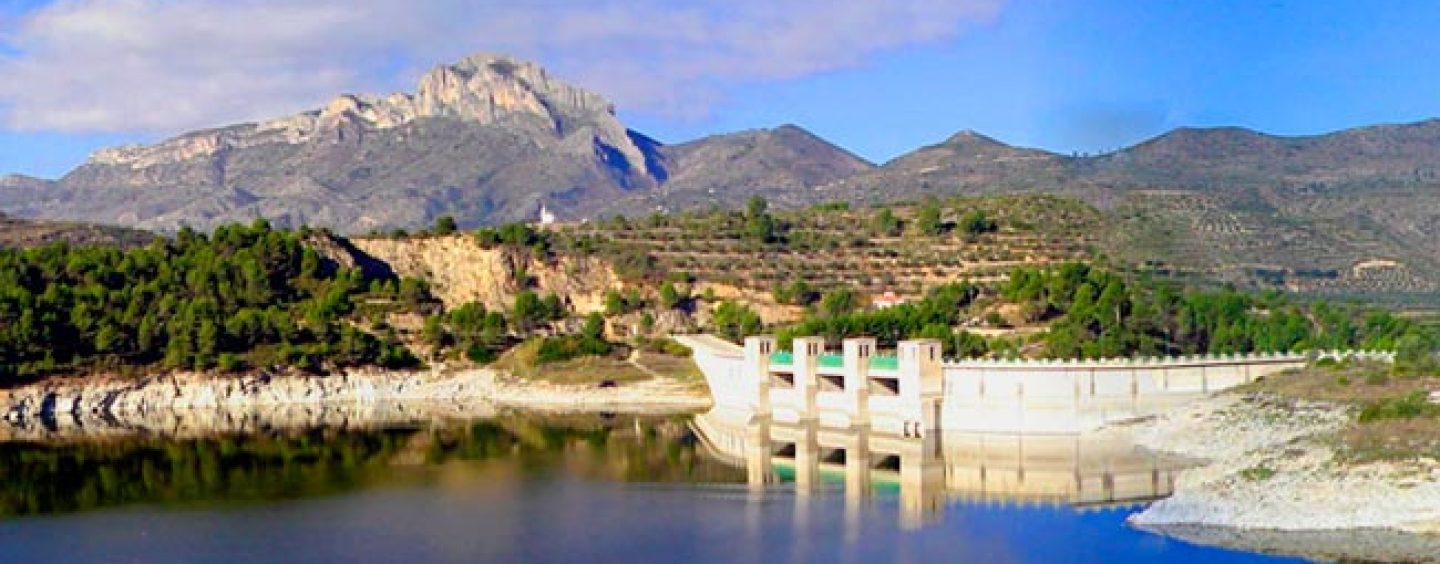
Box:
[767, 351, 899, 370]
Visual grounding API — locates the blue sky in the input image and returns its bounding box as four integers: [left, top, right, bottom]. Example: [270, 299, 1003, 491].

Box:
[3, 0, 1440, 177]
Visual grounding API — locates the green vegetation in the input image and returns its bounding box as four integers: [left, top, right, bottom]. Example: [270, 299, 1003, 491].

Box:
[433, 215, 458, 235]
[1239, 465, 1276, 481]
[0, 221, 418, 384]
[772, 279, 818, 306]
[535, 336, 615, 364]
[777, 283, 990, 356]
[912, 200, 944, 236]
[712, 301, 763, 342]
[510, 290, 566, 331]
[474, 222, 552, 258]
[535, 314, 614, 364]
[604, 288, 647, 315]
[744, 196, 779, 243]
[658, 282, 685, 309]
[960, 209, 998, 235]
[632, 336, 693, 358]
[422, 301, 509, 363]
[768, 262, 1430, 360]
[1002, 263, 1428, 358]
[872, 207, 902, 236]
[1357, 391, 1440, 423]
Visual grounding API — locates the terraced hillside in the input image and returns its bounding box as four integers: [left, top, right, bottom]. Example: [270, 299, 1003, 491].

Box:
[0, 212, 154, 249]
[558, 189, 1437, 309]
[1104, 191, 1439, 301]
[558, 195, 1099, 300]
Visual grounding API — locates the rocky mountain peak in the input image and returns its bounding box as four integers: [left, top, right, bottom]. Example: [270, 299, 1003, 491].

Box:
[86, 53, 650, 175]
[408, 53, 617, 127]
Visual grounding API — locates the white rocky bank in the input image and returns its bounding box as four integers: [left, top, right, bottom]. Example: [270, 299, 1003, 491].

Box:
[0, 366, 710, 439]
[1127, 393, 1440, 532]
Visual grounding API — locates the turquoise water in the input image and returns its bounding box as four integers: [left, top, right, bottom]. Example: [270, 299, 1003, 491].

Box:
[0, 415, 1299, 563]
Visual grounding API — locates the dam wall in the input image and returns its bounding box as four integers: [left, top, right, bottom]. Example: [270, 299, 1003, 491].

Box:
[675, 334, 1392, 435]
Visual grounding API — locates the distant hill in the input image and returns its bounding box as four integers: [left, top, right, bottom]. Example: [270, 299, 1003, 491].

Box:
[813, 122, 1440, 301]
[815, 130, 1083, 204]
[597, 125, 874, 216]
[0, 212, 153, 249]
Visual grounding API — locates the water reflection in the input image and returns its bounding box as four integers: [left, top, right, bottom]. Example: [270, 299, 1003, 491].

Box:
[0, 413, 743, 519]
[691, 407, 1189, 530]
[0, 407, 1187, 527]
[0, 410, 1302, 563]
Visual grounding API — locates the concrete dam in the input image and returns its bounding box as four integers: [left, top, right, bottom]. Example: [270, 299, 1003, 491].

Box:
[675, 334, 1392, 435]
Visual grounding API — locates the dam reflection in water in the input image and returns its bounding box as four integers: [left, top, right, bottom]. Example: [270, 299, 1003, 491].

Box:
[690, 408, 1187, 531]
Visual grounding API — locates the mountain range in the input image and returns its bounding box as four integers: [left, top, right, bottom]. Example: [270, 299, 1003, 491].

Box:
[3, 52, 1440, 300]
[0, 54, 869, 233]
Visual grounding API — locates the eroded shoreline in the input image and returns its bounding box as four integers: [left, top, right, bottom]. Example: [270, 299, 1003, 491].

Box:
[1121, 392, 1440, 561]
[0, 366, 710, 441]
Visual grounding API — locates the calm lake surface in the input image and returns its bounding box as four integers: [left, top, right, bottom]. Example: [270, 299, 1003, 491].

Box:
[0, 412, 1301, 563]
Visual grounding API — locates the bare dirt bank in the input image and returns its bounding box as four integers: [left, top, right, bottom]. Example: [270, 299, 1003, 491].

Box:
[1121, 393, 1440, 561]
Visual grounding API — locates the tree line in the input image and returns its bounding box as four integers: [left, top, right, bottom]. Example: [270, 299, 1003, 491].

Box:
[0, 221, 418, 385]
[764, 263, 1433, 360]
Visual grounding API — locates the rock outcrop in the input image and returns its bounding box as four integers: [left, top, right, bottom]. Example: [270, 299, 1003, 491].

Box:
[331, 233, 624, 312]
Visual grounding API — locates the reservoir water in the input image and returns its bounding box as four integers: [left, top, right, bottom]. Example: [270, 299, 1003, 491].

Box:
[0, 412, 1302, 563]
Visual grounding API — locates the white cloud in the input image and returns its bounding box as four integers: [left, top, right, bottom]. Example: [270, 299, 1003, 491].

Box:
[0, 0, 1004, 133]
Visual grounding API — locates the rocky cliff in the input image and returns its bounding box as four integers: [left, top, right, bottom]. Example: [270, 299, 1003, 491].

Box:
[341, 233, 624, 312]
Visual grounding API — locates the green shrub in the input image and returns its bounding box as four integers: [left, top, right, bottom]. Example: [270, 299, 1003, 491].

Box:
[216, 353, 242, 373]
[712, 301, 763, 342]
[535, 335, 614, 364]
[433, 215, 458, 235]
[633, 336, 692, 357]
[1358, 391, 1440, 423]
[1239, 466, 1276, 481]
[465, 343, 497, 364]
